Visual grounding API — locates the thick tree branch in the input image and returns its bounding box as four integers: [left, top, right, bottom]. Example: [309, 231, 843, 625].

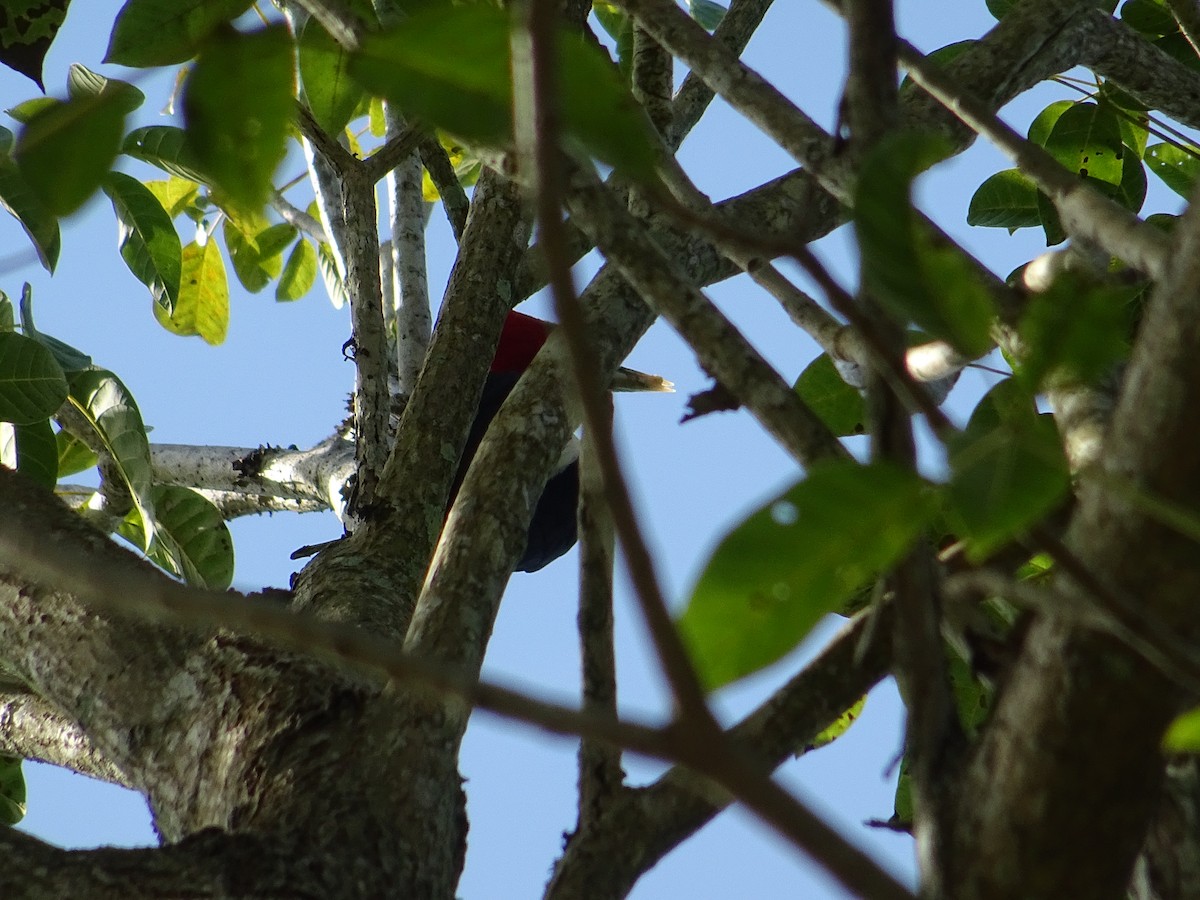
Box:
[0, 827, 299, 900]
[0, 687, 130, 787]
[150, 441, 354, 510]
[944, 155, 1200, 900]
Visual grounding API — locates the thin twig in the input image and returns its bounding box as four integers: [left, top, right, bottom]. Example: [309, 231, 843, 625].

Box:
[515, 0, 712, 727]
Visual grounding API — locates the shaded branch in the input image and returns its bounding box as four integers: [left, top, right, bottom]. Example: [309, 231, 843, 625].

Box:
[548, 608, 895, 899]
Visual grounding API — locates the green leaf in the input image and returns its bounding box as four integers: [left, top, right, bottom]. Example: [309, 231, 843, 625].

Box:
[688, 0, 727, 31]
[105, 0, 254, 67]
[1121, 0, 1176, 36]
[985, 0, 1018, 17]
[349, 5, 657, 177]
[1144, 142, 1200, 198]
[592, 1, 634, 77]
[899, 41, 974, 94]
[223, 220, 296, 293]
[1029, 101, 1128, 243]
[144, 176, 200, 218]
[316, 239, 349, 309]
[0, 756, 24, 825]
[18, 284, 91, 372]
[349, 8, 513, 146]
[1041, 101, 1124, 189]
[805, 696, 866, 752]
[66, 63, 144, 115]
[300, 18, 365, 136]
[104, 172, 183, 312]
[893, 754, 914, 827]
[0, 0, 69, 89]
[1027, 100, 1074, 147]
[56, 428, 98, 477]
[0, 418, 57, 488]
[0, 157, 60, 272]
[793, 354, 865, 437]
[183, 26, 294, 212]
[0, 330, 67, 424]
[855, 131, 994, 357]
[14, 95, 126, 215]
[155, 240, 229, 343]
[1164, 705, 1200, 752]
[5, 96, 56, 124]
[66, 367, 155, 547]
[1113, 103, 1150, 157]
[1100, 80, 1149, 115]
[948, 644, 991, 735]
[1153, 31, 1200, 72]
[119, 485, 234, 589]
[946, 379, 1071, 560]
[276, 239, 317, 301]
[123, 126, 209, 183]
[1113, 142, 1148, 214]
[967, 169, 1040, 230]
[680, 461, 936, 689]
[1036, 187, 1066, 246]
[1019, 274, 1134, 389]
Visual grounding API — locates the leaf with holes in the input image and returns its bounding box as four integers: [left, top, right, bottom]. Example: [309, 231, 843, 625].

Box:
[1042, 101, 1124, 188]
[0, 0, 69, 88]
[1145, 142, 1200, 199]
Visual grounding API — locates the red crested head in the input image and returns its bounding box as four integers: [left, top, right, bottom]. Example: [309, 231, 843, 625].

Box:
[491, 311, 553, 374]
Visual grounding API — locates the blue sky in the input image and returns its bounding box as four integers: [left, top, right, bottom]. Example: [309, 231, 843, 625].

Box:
[6, 2, 1175, 897]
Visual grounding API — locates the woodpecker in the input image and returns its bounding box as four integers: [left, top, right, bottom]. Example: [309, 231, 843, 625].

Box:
[452, 311, 671, 572]
[292, 312, 669, 570]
